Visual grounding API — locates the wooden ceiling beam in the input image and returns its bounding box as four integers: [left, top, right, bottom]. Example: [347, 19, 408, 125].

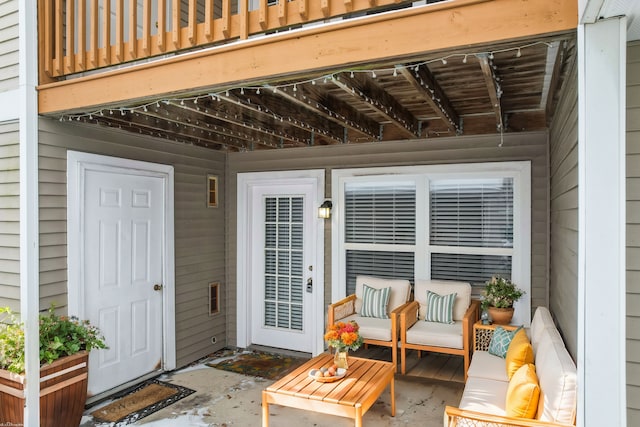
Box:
[332, 72, 420, 138]
[270, 82, 380, 141]
[477, 53, 504, 132]
[398, 64, 461, 134]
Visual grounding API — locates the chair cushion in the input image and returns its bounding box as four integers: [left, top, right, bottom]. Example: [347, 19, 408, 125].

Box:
[506, 329, 534, 379]
[342, 314, 393, 342]
[534, 329, 577, 424]
[506, 363, 540, 419]
[360, 284, 391, 319]
[414, 279, 471, 321]
[459, 377, 508, 416]
[466, 351, 509, 382]
[425, 291, 456, 324]
[488, 326, 522, 358]
[355, 276, 411, 314]
[405, 319, 463, 349]
[530, 306, 556, 350]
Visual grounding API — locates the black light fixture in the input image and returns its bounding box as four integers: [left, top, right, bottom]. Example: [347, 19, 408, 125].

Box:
[318, 200, 332, 219]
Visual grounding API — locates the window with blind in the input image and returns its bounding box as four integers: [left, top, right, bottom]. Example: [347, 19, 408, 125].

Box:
[333, 163, 530, 305]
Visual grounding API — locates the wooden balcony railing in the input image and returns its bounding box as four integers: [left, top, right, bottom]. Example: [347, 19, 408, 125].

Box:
[37, 0, 423, 83]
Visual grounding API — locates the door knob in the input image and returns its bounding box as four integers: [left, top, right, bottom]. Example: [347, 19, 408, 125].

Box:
[153, 284, 163, 291]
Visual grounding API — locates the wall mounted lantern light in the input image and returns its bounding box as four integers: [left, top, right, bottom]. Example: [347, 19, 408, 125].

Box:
[318, 200, 332, 219]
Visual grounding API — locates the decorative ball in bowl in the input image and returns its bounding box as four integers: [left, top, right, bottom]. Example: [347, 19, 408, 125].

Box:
[308, 364, 347, 382]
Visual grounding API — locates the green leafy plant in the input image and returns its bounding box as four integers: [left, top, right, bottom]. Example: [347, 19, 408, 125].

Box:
[0, 306, 107, 374]
[480, 276, 525, 311]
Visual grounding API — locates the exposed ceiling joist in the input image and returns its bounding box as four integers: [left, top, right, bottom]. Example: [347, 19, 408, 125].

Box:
[331, 72, 421, 139]
[398, 65, 461, 134]
[477, 53, 504, 132]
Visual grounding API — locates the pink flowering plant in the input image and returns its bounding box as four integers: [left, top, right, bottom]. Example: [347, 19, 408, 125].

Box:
[480, 276, 525, 311]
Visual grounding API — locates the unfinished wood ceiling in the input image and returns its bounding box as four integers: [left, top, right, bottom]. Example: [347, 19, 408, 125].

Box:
[64, 34, 576, 152]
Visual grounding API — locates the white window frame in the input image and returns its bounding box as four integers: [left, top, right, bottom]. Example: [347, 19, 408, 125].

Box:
[331, 161, 531, 326]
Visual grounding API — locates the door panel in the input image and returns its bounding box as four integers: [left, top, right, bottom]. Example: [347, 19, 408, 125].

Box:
[84, 169, 164, 395]
[250, 185, 316, 352]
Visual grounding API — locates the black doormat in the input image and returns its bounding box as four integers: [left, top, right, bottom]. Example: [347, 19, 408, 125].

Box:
[206, 349, 308, 380]
[90, 379, 195, 425]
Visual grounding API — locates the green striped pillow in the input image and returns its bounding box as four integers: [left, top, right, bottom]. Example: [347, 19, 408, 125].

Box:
[360, 284, 391, 319]
[425, 290, 457, 324]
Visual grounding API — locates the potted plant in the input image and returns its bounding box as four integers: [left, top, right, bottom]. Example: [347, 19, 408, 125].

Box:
[480, 276, 525, 325]
[0, 306, 107, 427]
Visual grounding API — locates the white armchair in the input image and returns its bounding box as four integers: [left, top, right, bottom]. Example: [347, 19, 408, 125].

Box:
[400, 279, 479, 378]
[327, 275, 412, 367]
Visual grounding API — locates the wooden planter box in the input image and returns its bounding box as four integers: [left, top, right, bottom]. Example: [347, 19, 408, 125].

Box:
[0, 352, 89, 427]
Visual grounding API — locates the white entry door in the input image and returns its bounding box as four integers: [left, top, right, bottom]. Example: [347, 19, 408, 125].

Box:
[67, 152, 175, 397]
[238, 171, 325, 355]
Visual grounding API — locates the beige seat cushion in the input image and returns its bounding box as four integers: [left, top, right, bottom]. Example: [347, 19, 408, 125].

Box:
[459, 377, 508, 416]
[466, 351, 509, 382]
[355, 276, 411, 315]
[405, 319, 463, 349]
[414, 279, 471, 321]
[530, 306, 556, 351]
[534, 329, 577, 424]
[342, 313, 394, 342]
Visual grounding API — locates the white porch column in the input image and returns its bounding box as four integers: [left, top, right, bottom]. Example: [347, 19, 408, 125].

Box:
[19, 0, 40, 425]
[577, 16, 626, 427]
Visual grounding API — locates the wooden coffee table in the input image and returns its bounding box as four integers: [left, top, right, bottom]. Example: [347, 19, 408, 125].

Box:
[262, 353, 395, 427]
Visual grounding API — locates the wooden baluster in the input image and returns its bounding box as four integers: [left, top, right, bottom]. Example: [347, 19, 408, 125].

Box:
[320, 0, 329, 17]
[142, 0, 151, 55]
[43, 0, 53, 77]
[299, 0, 308, 19]
[115, 0, 124, 62]
[157, 0, 166, 51]
[101, 0, 111, 65]
[90, 0, 98, 67]
[77, 0, 86, 71]
[172, 0, 180, 49]
[278, 0, 287, 25]
[259, 0, 267, 30]
[187, 0, 196, 45]
[204, 0, 214, 42]
[54, 0, 63, 75]
[222, 0, 231, 38]
[240, 0, 248, 40]
[65, 0, 75, 73]
[129, 0, 137, 59]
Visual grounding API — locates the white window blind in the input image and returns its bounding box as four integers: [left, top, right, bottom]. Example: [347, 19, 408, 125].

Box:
[264, 196, 304, 331]
[430, 178, 514, 248]
[345, 250, 415, 295]
[345, 182, 416, 244]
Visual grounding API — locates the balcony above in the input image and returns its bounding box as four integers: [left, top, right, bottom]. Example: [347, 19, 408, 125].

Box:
[37, 0, 578, 151]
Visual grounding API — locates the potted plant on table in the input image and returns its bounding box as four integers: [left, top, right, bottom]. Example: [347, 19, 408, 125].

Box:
[0, 306, 107, 427]
[324, 320, 364, 369]
[480, 276, 525, 325]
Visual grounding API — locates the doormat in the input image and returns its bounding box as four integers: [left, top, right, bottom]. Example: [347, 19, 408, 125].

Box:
[206, 350, 308, 380]
[90, 379, 195, 425]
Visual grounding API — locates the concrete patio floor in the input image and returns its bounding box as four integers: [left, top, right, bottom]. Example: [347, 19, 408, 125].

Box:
[81, 348, 465, 427]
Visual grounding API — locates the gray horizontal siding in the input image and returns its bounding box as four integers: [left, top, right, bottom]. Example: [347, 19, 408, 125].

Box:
[0, 120, 19, 311]
[0, 0, 18, 92]
[226, 131, 549, 348]
[627, 40, 640, 427]
[38, 118, 226, 369]
[548, 52, 578, 360]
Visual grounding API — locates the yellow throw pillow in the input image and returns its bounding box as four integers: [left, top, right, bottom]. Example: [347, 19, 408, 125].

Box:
[506, 363, 540, 419]
[506, 329, 534, 379]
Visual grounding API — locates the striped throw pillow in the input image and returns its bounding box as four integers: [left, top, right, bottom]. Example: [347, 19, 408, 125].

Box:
[360, 284, 391, 319]
[425, 290, 457, 324]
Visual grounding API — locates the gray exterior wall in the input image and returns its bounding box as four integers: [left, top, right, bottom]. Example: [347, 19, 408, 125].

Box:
[226, 132, 549, 348]
[627, 40, 640, 427]
[39, 118, 226, 368]
[0, 0, 19, 92]
[548, 53, 579, 358]
[0, 120, 19, 310]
